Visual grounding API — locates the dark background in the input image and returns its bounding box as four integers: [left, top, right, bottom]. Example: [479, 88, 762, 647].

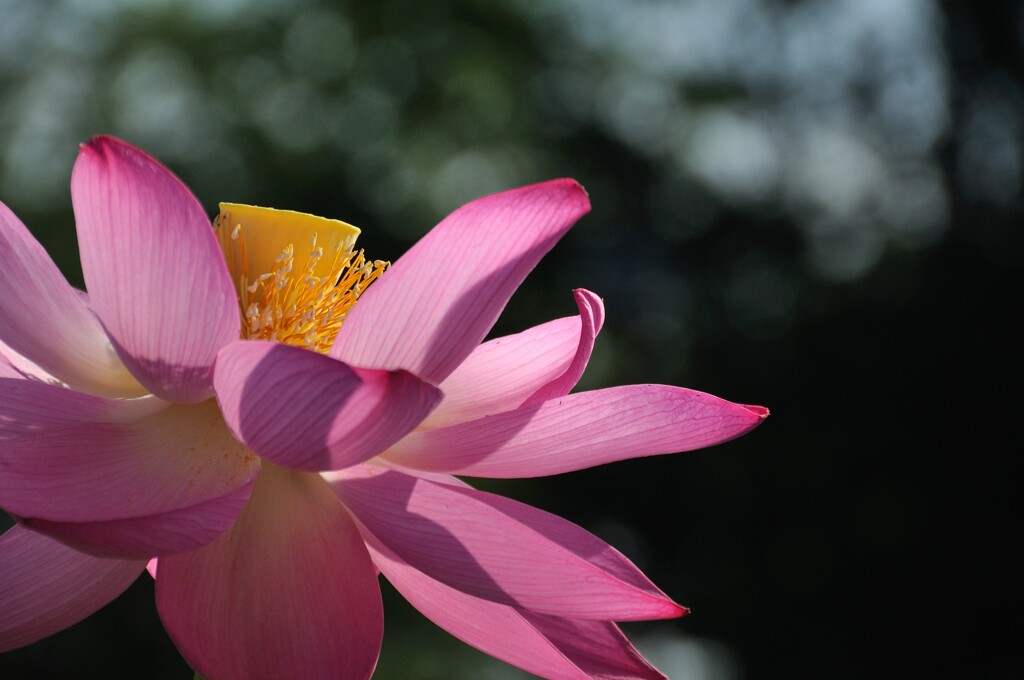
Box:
[1, 0, 1019, 678]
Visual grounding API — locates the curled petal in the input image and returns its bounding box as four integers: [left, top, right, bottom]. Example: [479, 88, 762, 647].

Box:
[0, 524, 145, 652]
[421, 289, 603, 430]
[362, 525, 666, 679]
[384, 385, 768, 478]
[213, 341, 442, 471]
[23, 481, 255, 559]
[520, 288, 605, 406]
[71, 136, 240, 403]
[331, 179, 591, 384]
[331, 470, 683, 621]
[0, 201, 143, 397]
[0, 377, 167, 439]
[0, 400, 259, 556]
[157, 464, 383, 680]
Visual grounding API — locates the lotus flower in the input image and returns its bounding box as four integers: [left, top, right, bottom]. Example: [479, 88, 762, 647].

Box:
[0, 136, 767, 679]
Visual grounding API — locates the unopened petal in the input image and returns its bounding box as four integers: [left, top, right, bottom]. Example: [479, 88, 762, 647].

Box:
[71, 136, 240, 403]
[384, 385, 768, 477]
[156, 464, 382, 680]
[0, 524, 145, 652]
[332, 470, 683, 621]
[213, 341, 441, 471]
[331, 179, 590, 384]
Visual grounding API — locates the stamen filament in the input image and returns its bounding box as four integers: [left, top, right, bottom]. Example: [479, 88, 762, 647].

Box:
[214, 207, 387, 354]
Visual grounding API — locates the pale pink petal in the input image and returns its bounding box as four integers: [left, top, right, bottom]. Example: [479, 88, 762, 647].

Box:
[420, 289, 604, 430]
[213, 341, 442, 471]
[71, 136, 240, 403]
[366, 460, 472, 487]
[0, 351, 22, 379]
[521, 288, 605, 406]
[0, 377, 167, 439]
[384, 385, 769, 477]
[0, 401, 258, 537]
[157, 465, 382, 680]
[0, 524, 145, 652]
[0, 201, 144, 397]
[23, 481, 254, 559]
[331, 470, 683, 620]
[0, 338, 59, 382]
[330, 179, 591, 384]
[360, 524, 666, 679]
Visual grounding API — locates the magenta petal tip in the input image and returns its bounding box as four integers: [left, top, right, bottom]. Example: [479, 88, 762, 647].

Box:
[742, 404, 771, 418]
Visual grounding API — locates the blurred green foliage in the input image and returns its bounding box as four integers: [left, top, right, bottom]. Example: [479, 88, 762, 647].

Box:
[1, 0, 1021, 678]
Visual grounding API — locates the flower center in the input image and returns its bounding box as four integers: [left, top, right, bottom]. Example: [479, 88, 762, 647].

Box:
[215, 203, 388, 354]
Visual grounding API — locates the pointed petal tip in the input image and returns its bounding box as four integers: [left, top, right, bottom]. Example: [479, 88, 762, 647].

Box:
[551, 177, 591, 211]
[77, 136, 172, 182]
[657, 600, 689, 620]
[332, 176, 592, 383]
[338, 471, 684, 622]
[742, 404, 770, 419]
[390, 384, 765, 478]
[81, 134, 129, 152]
[571, 287, 605, 332]
[78, 134, 124, 160]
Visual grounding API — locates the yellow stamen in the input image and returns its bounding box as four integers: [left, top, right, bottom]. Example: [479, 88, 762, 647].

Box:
[215, 204, 388, 354]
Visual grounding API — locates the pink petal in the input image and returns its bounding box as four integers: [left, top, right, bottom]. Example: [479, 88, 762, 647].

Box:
[361, 525, 666, 679]
[420, 289, 604, 430]
[0, 524, 145, 652]
[71, 136, 240, 403]
[330, 179, 591, 384]
[384, 385, 769, 477]
[0, 201, 144, 397]
[0, 350, 23, 380]
[0, 338, 59, 382]
[156, 464, 383, 680]
[23, 481, 255, 559]
[213, 340, 442, 471]
[331, 470, 683, 620]
[518, 612, 668, 680]
[0, 400, 259, 556]
[1, 377, 167, 439]
[521, 288, 605, 406]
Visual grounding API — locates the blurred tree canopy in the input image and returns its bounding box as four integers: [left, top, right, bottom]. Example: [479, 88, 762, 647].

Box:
[1, 0, 1020, 678]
